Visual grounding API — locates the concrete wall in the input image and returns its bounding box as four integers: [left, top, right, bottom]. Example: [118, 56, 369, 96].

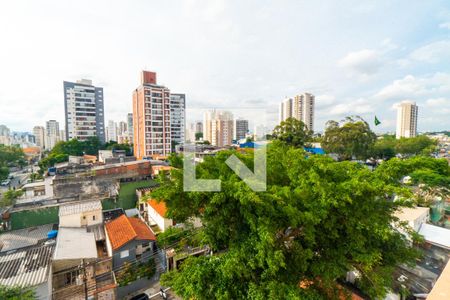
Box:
[112, 240, 154, 269]
[147, 205, 173, 232]
[59, 209, 103, 227]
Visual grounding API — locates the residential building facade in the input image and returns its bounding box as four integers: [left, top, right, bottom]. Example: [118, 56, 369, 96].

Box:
[106, 120, 118, 142]
[203, 110, 234, 147]
[127, 113, 133, 141]
[132, 71, 171, 159]
[45, 120, 60, 150]
[234, 119, 249, 141]
[279, 93, 315, 131]
[33, 126, 46, 149]
[396, 101, 418, 139]
[170, 93, 186, 150]
[63, 79, 105, 143]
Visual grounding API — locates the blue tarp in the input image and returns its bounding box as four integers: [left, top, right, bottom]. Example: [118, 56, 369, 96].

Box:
[303, 147, 325, 155]
[47, 230, 58, 239]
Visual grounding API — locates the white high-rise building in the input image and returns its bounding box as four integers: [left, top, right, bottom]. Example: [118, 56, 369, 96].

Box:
[203, 110, 234, 147]
[396, 101, 418, 139]
[234, 119, 249, 141]
[106, 120, 118, 142]
[170, 94, 186, 150]
[0, 125, 11, 145]
[33, 126, 45, 149]
[279, 97, 293, 123]
[45, 120, 60, 150]
[64, 79, 105, 142]
[279, 93, 315, 131]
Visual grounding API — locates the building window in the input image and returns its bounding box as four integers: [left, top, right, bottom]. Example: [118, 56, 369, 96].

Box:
[120, 250, 129, 258]
[93, 215, 96, 221]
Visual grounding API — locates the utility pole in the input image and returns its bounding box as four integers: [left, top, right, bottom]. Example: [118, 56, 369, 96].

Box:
[82, 259, 88, 300]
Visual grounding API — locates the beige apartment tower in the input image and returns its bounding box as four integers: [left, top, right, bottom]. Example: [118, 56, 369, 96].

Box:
[133, 71, 171, 159]
[203, 110, 234, 147]
[279, 93, 315, 131]
[396, 101, 418, 139]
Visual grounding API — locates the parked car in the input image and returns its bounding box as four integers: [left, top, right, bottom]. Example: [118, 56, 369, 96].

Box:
[1, 179, 10, 186]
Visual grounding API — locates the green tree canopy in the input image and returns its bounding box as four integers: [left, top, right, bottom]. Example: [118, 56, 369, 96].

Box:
[322, 116, 376, 161]
[154, 141, 420, 299]
[272, 117, 312, 147]
[0, 285, 35, 300]
[0, 145, 26, 180]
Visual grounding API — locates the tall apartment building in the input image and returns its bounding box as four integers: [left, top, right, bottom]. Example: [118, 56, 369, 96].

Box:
[33, 126, 45, 149]
[127, 113, 133, 141]
[170, 93, 186, 150]
[133, 71, 171, 159]
[203, 110, 234, 147]
[59, 130, 66, 142]
[45, 120, 60, 150]
[63, 79, 105, 143]
[279, 93, 315, 131]
[234, 119, 249, 141]
[0, 125, 11, 145]
[396, 101, 418, 139]
[106, 120, 118, 142]
[118, 121, 127, 136]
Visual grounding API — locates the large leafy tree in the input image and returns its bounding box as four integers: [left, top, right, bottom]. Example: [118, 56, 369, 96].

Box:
[322, 116, 376, 161]
[272, 117, 312, 147]
[153, 141, 419, 299]
[0, 145, 26, 180]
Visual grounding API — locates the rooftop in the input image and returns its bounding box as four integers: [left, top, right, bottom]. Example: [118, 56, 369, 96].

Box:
[419, 223, 450, 250]
[53, 227, 98, 260]
[105, 215, 155, 250]
[0, 244, 54, 287]
[147, 199, 167, 217]
[394, 206, 429, 223]
[59, 200, 102, 217]
[427, 260, 450, 299]
[0, 224, 56, 253]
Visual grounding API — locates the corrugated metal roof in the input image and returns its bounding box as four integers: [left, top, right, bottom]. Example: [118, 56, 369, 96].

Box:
[87, 224, 106, 241]
[419, 223, 450, 250]
[59, 200, 102, 216]
[0, 244, 54, 287]
[0, 224, 55, 253]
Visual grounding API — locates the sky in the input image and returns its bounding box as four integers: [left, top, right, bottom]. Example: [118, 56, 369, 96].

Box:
[0, 0, 449, 133]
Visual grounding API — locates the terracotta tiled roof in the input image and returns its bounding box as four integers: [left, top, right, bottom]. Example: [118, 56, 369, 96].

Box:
[147, 199, 167, 217]
[105, 215, 155, 250]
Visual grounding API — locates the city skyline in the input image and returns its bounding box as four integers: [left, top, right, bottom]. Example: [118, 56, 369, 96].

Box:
[0, 1, 450, 133]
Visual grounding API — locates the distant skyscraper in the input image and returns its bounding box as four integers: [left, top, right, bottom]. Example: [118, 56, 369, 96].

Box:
[59, 130, 66, 142]
[396, 101, 418, 139]
[64, 79, 105, 142]
[279, 97, 293, 123]
[279, 93, 315, 131]
[170, 93, 186, 151]
[106, 120, 118, 142]
[45, 120, 59, 150]
[33, 126, 45, 149]
[117, 121, 127, 136]
[127, 113, 133, 141]
[234, 119, 249, 140]
[195, 121, 203, 135]
[0, 125, 11, 145]
[133, 71, 171, 159]
[203, 110, 234, 147]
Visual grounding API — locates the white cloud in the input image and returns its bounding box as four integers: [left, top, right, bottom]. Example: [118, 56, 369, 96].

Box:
[374, 73, 450, 101]
[424, 97, 450, 114]
[410, 40, 450, 63]
[439, 22, 450, 29]
[338, 49, 382, 77]
[325, 98, 373, 116]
